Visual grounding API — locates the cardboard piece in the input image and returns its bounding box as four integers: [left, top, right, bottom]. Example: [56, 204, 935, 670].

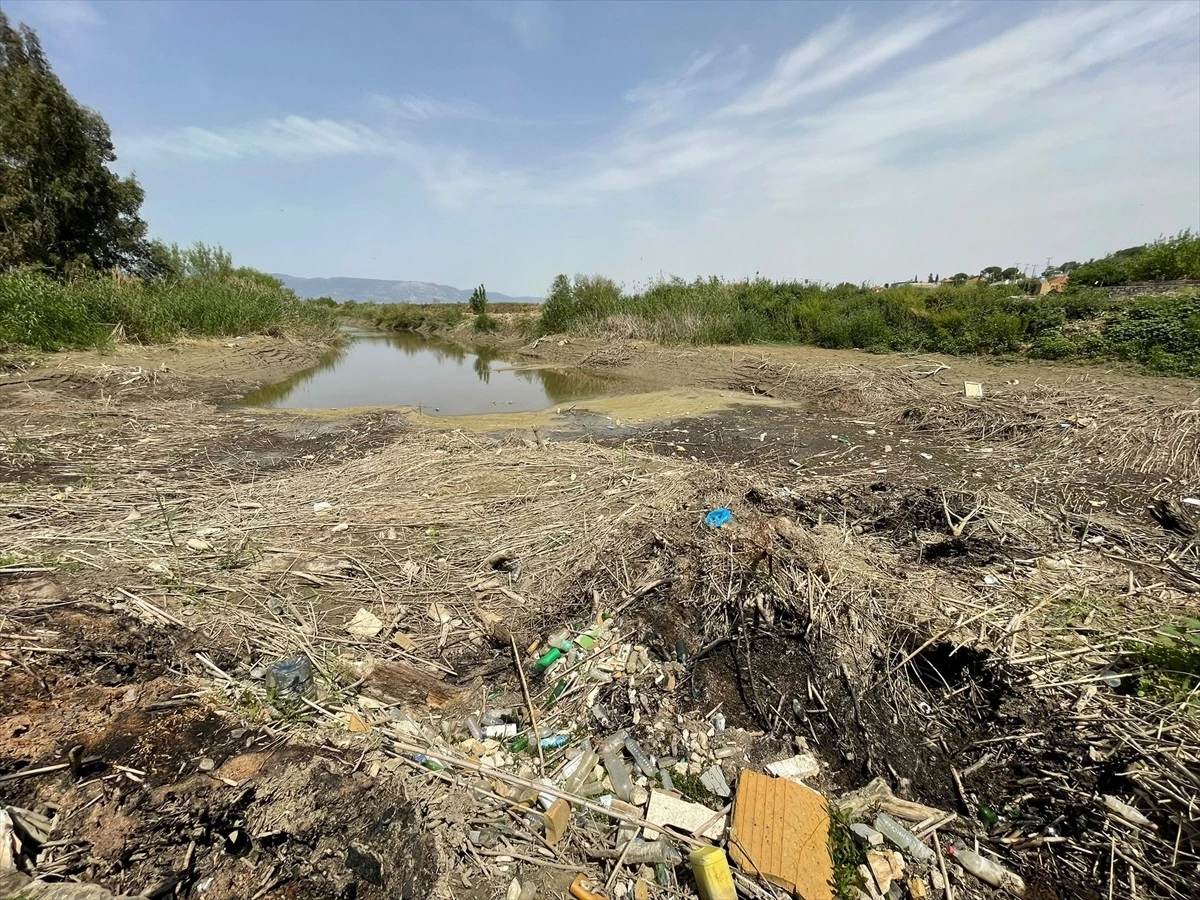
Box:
[729, 769, 834, 900]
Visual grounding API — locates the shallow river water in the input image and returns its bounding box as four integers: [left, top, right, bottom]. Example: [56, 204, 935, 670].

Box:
[240, 330, 613, 415]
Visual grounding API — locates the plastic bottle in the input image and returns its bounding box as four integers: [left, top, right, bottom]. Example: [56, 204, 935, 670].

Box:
[562, 750, 600, 794]
[264, 655, 314, 700]
[873, 812, 934, 862]
[614, 841, 683, 865]
[536, 647, 562, 671]
[713, 746, 738, 760]
[624, 736, 657, 777]
[481, 709, 512, 726]
[947, 846, 1027, 897]
[484, 723, 518, 739]
[547, 628, 571, 650]
[464, 714, 483, 741]
[675, 638, 689, 663]
[540, 733, 570, 750]
[509, 733, 530, 753]
[597, 730, 628, 755]
[688, 846, 737, 900]
[603, 752, 634, 802]
[591, 703, 613, 729]
[1102, 795, 1156, 830]
[659, 767, 674, 792]
[413, 753, 445, 772]
[546, 678, 568, 707]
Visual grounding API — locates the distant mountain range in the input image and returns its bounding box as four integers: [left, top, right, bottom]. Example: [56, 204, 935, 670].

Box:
[272, 274, 542, 305]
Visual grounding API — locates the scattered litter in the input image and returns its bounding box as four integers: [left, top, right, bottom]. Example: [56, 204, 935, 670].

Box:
[1102, 794, 1157, 830]
[344, 608, 384, 638]
[873, 811, 934, 863]
[947, 845, 1027, 897]
[729, 770, 834, 899]
[765, 752, 820, 784]
[330, 522, 349, 533]
[645, 790, 725, 841]
[185, 537, 211, 551]
[964, 381, 984, 398]
[700, 764, 731, 798]
[919, 452, 933, 460]
[1183, 497, 1200, 507]
[689, 846, 736, 900]
[313, 501, 332, 512]
[704, 508, 733, 528]
[264, 654, 314, 701]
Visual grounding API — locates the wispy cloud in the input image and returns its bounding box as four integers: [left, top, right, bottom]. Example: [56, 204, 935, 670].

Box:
[123, 0, 1199, 282]
[123, 116, 395, 162]
[724, 9, 959, 116]
[367, 92, 487, 122]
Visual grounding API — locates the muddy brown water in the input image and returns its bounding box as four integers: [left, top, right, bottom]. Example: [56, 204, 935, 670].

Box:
[239, 330, 615, 414]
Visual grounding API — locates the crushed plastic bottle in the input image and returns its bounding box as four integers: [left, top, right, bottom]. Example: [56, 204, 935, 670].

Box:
[540, 733, 570, 750]
[264, 654, 314, 701]
[591, 703, 614, 729]
[1102, 795, 1157, 830]
[562, 750, 599, 794]
[613, 840, 683, 865]
[947, 846, 1027, 897]
[659, 767, 674, 792]
[535, 647, 562, 671]
[413, 753, 445, 772]
[874, 812, 934, 862]
[603, 752, 634, 802]
[624, 735, 657, 777]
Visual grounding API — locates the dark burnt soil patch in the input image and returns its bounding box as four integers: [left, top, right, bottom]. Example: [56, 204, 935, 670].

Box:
[0, 591, 437, 900]
[185, 412, 408, 479]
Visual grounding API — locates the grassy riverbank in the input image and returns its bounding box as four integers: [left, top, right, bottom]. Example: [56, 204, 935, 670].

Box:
[537, 276, 1200, 375]
[0, 267, 336, 351]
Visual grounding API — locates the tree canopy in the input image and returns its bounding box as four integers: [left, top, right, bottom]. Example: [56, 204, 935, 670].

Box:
[0, 11, 149, 274]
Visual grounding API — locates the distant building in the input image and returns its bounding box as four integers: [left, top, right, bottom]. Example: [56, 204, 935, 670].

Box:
[1040, 274, 1069, 295]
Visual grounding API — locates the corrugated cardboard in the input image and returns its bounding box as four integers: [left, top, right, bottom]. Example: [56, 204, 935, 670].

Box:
[729, 769, 834, 900]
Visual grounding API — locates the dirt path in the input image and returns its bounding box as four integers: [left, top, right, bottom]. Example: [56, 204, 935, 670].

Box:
[1, 337, 1197, 900]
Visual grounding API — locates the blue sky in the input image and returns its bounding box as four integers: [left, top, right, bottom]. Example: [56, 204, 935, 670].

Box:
[9, 0, 1200, 294]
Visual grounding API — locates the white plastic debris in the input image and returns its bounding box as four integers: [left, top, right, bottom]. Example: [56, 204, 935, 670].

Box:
[313, 501, 333, 512]
[644, 790, 725, 840]
[344, 608, 384, 639]
[331, 522, 349, 533]
[765, 753, 821, 784]
[700, 764, 731, 798]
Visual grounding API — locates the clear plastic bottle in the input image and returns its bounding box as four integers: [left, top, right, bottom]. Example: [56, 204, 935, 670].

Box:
[624, 735, 657, 777]
[614, 841, 682, 865]
[464, 714, 483, 741]
[562, 750, 599, 794]
[597, 730, 628, 755]
[603, 752, 634, 801]
[948, 846, 1027, 897]
[874, 812, 934, 862]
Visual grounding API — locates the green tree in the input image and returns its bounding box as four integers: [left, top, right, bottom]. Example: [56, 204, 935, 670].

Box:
[980, 266, 1003, 282]
[952, 272, 970, 285]
[0, 12, 149, 273]
[469, 283, 488, 315]
[1001, 266, 1021, 281]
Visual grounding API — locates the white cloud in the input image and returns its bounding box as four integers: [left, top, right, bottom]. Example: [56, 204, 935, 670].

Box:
[123, 116, 396, 162]
[367, 92, 487, 122]
[123, 1, 1199, 286]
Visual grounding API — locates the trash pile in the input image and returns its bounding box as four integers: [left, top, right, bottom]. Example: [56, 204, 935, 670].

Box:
[261, 600, 1032, 900]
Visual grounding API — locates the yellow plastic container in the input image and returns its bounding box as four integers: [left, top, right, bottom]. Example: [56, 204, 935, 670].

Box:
[689, 846, 737, 900]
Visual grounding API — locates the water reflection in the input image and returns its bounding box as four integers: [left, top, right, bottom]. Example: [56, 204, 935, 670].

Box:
[240, 330, 612, 414]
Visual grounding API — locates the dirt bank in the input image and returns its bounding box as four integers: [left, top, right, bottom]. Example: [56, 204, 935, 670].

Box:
[1, 337, 1197, 900]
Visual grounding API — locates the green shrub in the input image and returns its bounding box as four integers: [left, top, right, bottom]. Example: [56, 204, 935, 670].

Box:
[0, 267, 333, 350]
[533, 269, 1199, 374]
[472, 312, 499, 333]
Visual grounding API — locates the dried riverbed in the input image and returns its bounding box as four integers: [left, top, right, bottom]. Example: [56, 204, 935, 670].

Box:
[0, 336, 1197, 900]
